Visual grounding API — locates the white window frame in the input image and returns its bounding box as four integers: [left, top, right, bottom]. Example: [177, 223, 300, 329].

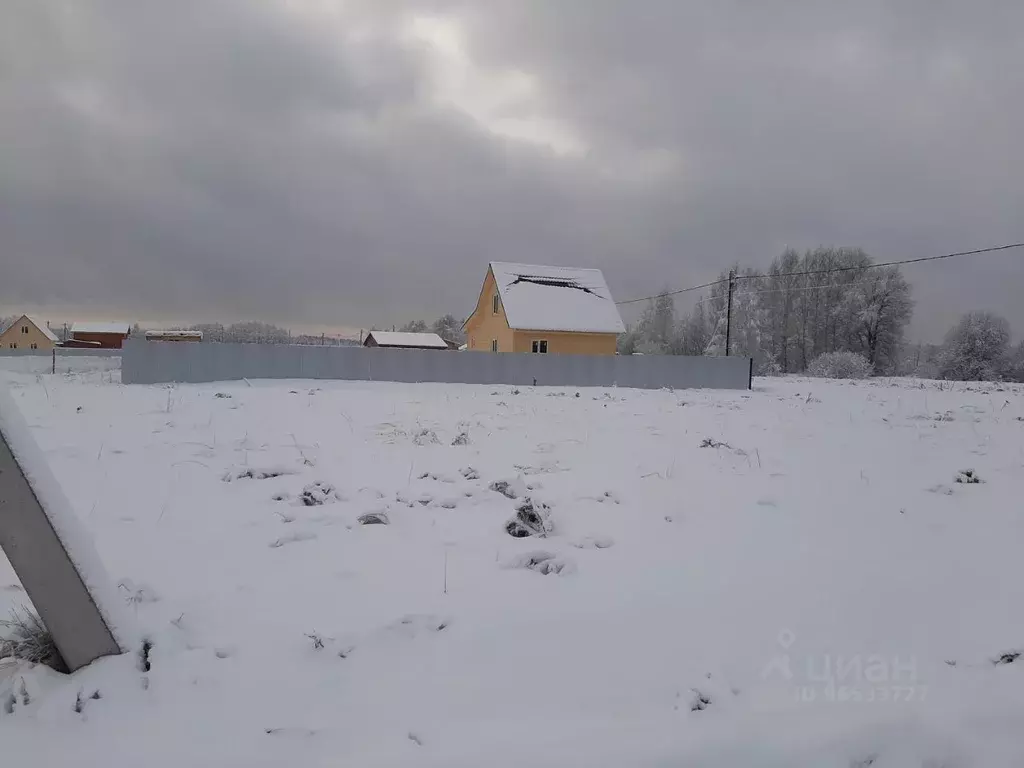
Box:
[30, 343, 38, 350]
[492, 294, 500, 314]
[531, 340, 548, 354]
[491, 339, 498, 352]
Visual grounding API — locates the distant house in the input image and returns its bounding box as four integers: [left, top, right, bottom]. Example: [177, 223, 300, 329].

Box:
[363, 331, 449, 350]
[463, 262, 625, 355]
[0, 315, 59, 351]
[146, 330, 203, 343]
[70, 322, 132, 349]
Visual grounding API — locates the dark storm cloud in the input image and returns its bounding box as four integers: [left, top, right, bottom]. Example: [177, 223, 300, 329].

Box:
[2, 1, 1022, 337]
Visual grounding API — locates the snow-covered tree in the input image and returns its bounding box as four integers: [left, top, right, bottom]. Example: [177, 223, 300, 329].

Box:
[616, 325, 641, 355]
[1005, 341, 1024, 383]
[633, 290, 677, 353]
[186, 322, 291, 344]
[431, 314, 465, 344]
[938, 312, 1012, 381]
[677, 300, 714, 356]
[846, 267, 913, 374]
[399, 320, 429, 333]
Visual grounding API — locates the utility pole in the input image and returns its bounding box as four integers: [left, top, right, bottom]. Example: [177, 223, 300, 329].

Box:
[725, 269, 735, 357]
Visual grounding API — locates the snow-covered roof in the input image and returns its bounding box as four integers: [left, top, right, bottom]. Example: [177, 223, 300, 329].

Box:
[71, 322, 131, 336]
[366, 331, 448, 349]
[489, 262, 625, 334]
[26, 316, 60, 343]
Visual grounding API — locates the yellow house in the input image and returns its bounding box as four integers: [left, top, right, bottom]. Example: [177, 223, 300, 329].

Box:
[0, 314, 59, 351]
[464, 262, 625, 355]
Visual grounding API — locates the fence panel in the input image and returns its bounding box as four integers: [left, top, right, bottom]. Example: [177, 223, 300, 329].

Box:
[121, 341, 751, 390]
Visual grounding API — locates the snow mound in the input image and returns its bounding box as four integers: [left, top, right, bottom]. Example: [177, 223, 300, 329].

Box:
[503, 551, 576, 576]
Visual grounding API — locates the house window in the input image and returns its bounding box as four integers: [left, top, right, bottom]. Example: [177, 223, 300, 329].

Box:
[492, 294, 500, 314]
[531, 340, 548, 354]
[30, 343, 38, 350]
[9, 343, 16, 349]
[22, 326, 29, 334]
[491, 339, 498, 352]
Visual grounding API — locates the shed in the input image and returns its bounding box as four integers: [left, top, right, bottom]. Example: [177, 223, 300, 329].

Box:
[70, 322, 132, 349]
[363, 331, 449, 350]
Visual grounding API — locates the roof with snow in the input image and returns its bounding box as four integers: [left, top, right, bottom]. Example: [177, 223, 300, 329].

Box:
[71, 322, 131, 336]
[489, 262, 625, 334]
[25, 316, 60, 343]
[365, 331, 449, 349]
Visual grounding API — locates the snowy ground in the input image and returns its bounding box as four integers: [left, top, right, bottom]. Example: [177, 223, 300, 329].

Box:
[2, 370, 1024, 767]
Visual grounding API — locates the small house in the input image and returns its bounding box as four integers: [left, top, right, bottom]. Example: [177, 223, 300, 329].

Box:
[70, 322, 132, 349]
[463, 262, 625, 355]
[0, 315, 59, 350]
[363, 331, 449, 350]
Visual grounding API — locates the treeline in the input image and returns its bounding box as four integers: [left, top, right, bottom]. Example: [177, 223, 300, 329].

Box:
[393, 314, 466, 344]
[619, 247, 913, 375]
[133, 314, 466, 346]
[620, 246, 1024, 382]
[177, 322, 358, 346]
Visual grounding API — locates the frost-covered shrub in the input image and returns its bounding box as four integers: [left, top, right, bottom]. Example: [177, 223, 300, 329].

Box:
[0, 608, 67, 673]
[757, 358, 783, 377]
[299, 481, 338, 507]
[806, 351, 873, 380]
[505, 499, 552, 538]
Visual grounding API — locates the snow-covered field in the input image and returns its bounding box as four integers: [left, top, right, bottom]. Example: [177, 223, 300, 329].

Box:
[2, 370, 1024, 767]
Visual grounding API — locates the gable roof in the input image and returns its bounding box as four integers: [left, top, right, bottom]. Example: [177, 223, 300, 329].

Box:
[25, 316, 60, 343]
[2, 315, 59, 343]
[366, 331, 448, 349]
[489, 262, 625, 334]
[71, 321, 131, 336]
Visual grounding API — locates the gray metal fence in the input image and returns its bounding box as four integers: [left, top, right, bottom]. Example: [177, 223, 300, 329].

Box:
[0, 348, 120, 375]
[122, 340, 751, 390]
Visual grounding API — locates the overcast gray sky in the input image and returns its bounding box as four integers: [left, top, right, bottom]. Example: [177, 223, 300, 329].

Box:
[2, 0, 1022, 340]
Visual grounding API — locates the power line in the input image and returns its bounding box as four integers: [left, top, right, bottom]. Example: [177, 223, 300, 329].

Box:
[735, 241, 1024, 283]
[691, 277, 886, 306]
[615, 241, 1024, 306]
[615, 278, 731, 305]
